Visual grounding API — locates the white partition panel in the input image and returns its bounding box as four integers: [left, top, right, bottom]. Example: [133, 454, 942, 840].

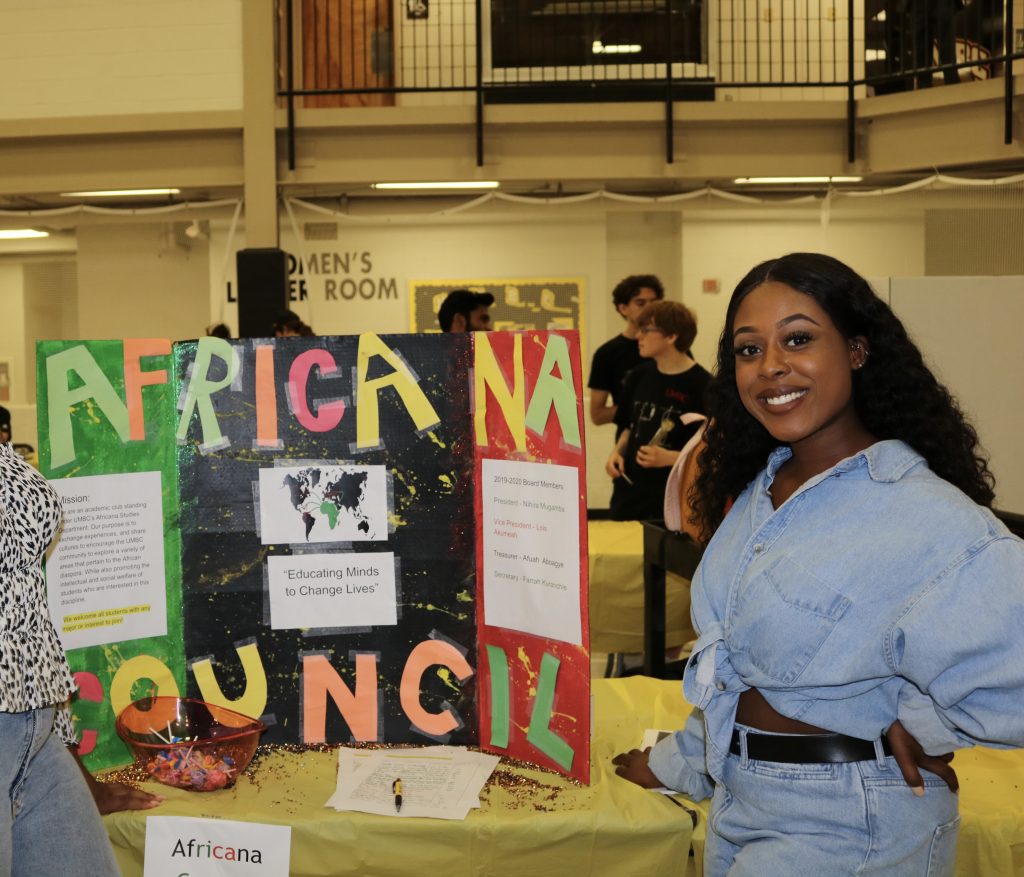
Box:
[890, 276, 1024, 514]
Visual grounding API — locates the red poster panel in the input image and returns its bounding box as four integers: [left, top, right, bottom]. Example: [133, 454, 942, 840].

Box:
[473, 330, 590, 783]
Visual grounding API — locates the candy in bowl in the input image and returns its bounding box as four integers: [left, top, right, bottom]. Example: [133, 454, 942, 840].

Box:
[115, 696, 265, 791]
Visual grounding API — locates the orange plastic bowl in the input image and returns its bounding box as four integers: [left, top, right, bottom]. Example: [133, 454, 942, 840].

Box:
[115, 696, 265, 792]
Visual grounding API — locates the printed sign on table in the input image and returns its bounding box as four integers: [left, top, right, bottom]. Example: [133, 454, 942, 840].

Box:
[143, 816, 290, 877]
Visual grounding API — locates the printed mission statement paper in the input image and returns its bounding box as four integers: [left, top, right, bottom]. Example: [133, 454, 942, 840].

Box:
[47, 470, 167, 651]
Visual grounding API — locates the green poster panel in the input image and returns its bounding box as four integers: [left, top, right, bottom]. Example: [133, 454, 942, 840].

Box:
[37, 339, 185, 770]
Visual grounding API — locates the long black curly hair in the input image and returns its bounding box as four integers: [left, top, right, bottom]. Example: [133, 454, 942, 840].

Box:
[691, 253, 995, 539]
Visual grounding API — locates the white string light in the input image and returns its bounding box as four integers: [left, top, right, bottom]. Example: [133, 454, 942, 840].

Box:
[283, 172, 1023, 223]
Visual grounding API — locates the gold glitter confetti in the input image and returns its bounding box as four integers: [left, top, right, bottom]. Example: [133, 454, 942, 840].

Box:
[100, 743, 582, 812]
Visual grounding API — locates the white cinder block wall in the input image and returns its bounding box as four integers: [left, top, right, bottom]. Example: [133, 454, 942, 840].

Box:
[0, 0, 243, 119]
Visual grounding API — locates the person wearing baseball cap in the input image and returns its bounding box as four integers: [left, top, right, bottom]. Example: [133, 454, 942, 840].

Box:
[437, 289, 494, 332]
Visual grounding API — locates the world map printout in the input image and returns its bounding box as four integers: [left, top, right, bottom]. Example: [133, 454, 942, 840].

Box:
[258, 464, 389, 544]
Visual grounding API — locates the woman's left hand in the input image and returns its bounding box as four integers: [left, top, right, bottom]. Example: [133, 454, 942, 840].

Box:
[70, 745, 164, 813]
[885, 719, 958, 795]
[611, 748, 663, 788]
[90, 780, 164, 815]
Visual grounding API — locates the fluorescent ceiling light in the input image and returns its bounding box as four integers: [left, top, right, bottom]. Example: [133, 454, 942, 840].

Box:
[60, 188, 181, 197]
[0, 229, 49, 240]
[592, 40, 642, 54]
[734, 176, 863, 184]
[371, 181, 500, 191]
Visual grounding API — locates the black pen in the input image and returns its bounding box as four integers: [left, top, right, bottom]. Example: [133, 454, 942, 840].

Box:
[392, 778, 402, 812]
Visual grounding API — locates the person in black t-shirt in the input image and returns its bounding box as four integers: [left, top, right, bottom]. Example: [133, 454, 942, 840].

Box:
[587, 275, 664, 427]
[606, 300, 710, 521]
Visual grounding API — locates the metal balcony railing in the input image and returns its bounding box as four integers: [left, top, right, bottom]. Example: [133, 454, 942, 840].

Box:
[277, 0, 1022, 167]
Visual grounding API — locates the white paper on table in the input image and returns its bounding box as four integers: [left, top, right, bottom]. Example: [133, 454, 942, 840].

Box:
[326, 748, 500, 820]
[640, 728, 673, 750]
[329, 749, 474, 819]
[481, 459, 582, 645]
[640, 728, 681, 795]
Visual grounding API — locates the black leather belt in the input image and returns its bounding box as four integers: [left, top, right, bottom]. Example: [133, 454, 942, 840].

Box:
[730, 729, 892, 764]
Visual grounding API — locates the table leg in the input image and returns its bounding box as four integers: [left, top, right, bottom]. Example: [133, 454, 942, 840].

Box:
[642, 524, 667, 677]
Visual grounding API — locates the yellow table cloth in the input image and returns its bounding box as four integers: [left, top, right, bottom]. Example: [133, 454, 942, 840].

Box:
[103, 678, 695, 877]
[103, 678, 1024, 877]
[587, 520, 696, 654]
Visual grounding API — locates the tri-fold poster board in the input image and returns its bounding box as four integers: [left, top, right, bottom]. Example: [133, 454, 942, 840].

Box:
[38, 331, 591, 783]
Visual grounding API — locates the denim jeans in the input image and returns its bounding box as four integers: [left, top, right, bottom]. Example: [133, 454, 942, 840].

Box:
[704, 726, 960, 876]
[0, 707, 120, 877]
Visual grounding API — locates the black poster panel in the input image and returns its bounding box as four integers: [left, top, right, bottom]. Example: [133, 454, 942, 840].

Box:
[177, 334, 476, 745]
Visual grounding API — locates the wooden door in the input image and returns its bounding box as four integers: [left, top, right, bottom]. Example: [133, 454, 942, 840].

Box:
[302, 0, 394, 107]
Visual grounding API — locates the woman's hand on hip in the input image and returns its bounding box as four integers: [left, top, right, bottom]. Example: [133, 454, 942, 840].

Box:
[885, 719, 958, 795]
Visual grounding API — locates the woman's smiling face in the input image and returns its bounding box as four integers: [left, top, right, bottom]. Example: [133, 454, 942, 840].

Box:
[732, 280, 869, 453]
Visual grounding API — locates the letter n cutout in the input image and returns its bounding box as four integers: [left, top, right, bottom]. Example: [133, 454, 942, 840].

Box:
[302, 653, 379, 743]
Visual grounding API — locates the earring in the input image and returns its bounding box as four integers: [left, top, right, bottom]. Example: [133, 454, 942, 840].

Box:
[853, 345, 868, 370]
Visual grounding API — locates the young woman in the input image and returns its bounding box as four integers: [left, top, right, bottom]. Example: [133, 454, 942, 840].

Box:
[614, 253, 1024, 875]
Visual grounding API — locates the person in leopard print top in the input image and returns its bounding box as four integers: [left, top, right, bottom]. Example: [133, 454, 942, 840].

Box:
[0, 440, 145, 874]
[0, 442, 78, 740]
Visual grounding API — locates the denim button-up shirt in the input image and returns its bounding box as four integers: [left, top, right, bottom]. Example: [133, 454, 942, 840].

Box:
[649, 440, 1024, 799]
